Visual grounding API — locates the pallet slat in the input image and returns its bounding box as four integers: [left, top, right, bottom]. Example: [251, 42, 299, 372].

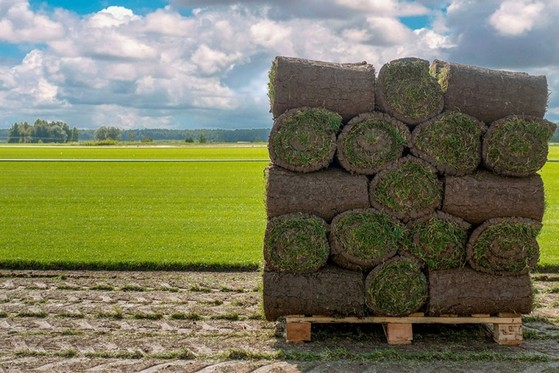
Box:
[284, 315, 523, 345]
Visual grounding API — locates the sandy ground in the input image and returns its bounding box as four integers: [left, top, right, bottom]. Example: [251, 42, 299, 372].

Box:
[0, 270, 558, 372]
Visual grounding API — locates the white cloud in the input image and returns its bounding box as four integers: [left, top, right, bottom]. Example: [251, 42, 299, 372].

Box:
[489, 0, 544, 36]
[88, 6, 140, 28]
[1, 0, 559, 129]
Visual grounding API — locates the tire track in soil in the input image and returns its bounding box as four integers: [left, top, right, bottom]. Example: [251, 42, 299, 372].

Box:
[0, 270, 558, 372]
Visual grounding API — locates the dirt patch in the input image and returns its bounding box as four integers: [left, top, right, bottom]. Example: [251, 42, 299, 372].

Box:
[0, 270, 558, 372]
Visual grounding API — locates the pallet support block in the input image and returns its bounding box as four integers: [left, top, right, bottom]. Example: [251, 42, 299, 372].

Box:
[285, 319, 311, 343]
[383, 323, 413, 345]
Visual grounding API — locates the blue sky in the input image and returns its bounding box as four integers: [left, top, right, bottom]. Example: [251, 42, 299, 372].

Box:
[0, 0, 558, 130]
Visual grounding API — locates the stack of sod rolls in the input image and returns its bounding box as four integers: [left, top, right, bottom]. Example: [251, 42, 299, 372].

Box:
[263, 56, 556, 321]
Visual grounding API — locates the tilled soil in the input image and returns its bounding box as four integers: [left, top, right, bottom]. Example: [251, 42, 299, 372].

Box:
[0, 270, 558, 372]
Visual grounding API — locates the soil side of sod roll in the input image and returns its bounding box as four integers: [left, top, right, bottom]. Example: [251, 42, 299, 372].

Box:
[466, 217, 541, 276]
[482, 115, 556, 177]
[365, 256, 428, 316]
[262, 265, 366, 321]
[369, 155, 442, 222]
[401, 211, 470, 270]
[431, 59, 548, 124]
[411, 111, 486, 176]
[263, 213, 330, 273]
[441, 171, 544, 225]
[265, 165, 370, 221]
[337, 112, 411, 175]
[428, 267, 533, 315]
[268, 56, 375, 122]
[268, 107, 342, 173]
[330, 208, 405, 272]
[376, 57, 444, 126]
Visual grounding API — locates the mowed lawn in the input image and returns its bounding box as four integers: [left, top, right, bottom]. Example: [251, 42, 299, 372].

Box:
[1, 144, 558, 270]
[0, 145, 269, 270]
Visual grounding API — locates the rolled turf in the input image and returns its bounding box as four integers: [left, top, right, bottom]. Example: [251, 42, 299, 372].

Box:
[263, 265, 366, 321]
[337, 112, 411, 175]
[466, 217, 541, 276]
[268, 56, 375, 122]
[365, 256, 428, 316]
[268, 107, 342, 173]
[482, 115, 556, 177]
[428, 268, 533, 315]
[442, 171, 545, 225]
[265, 165, 370, 221]
[376, 57, 444, 126]
[431, 59, 548, 124]
[263, 213, 330, 273]
[401, 211, 470, 270]
[411, 111, 486, 176]
[330, 208, 405, 271]
[369, 155, 442, 221]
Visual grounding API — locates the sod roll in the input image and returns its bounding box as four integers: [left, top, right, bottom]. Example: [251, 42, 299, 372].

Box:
[369, 155, 442, 221]
[482, 115, 556, 177]
[428, 268, 533, 315]
[431, 59, 548, 124]
[411, 112, 486, 176]
[268, 107, 342, 173]
[263, 265, 366, 321]
[263, 213, 329, 273]
[330, 208, 405, 272]
[365, 256, 428, 316]
[376, 57, 444, 126]
[266, 165, 370, 221]
[466, 217, 541, 276]
[401, 211, 470, 270]
[337, 112, 411, 175]
[269, 56, 375, 122]
[442, 171, 545, 225]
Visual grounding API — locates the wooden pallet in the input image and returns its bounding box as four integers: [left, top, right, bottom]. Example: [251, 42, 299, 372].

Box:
[285, 313, 523, 345]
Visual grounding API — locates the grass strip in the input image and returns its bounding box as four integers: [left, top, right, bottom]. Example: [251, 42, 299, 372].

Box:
[483, 115, 556, 176]
[337, 112, 410, 175]
[402, 212, 470, 270]
[365, 257, 428, 316]
[330, 208, 405, 271]
[379, 58, 443, 124]
[467, 217, 541, 275]
[263, 213, 329, 273]
[268, 107, 341, 172]
[411, 112, 486, 175]
[369, 156, 442, 221]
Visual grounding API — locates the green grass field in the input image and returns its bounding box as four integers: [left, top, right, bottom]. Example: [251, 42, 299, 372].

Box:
[0, 145, 269, 270]
[0, 144, 558, 271]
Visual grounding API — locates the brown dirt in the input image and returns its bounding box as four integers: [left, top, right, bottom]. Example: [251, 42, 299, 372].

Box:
[1, 270, 558, 372]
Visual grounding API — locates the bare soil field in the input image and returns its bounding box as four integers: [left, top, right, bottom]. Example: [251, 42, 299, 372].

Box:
[0, 270, 558, 372]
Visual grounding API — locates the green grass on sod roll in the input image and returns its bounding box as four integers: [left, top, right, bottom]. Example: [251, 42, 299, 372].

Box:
[412, 112, 485, 175]
[402, 212, 470, 270]
[365, 257, 428, 316]
[263, 213, 329, 273]
[338, 114, 410, 174]
[381, 59, 443, 122]
[269, 108, 342, 171]
[483, 116, 556, 176]
[370, 156, 442, 220]
[331, 209, 405, 270]
[469, 218, 541, 275]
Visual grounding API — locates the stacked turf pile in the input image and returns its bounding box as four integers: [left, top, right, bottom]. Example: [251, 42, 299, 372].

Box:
[263, 56, 556, 321]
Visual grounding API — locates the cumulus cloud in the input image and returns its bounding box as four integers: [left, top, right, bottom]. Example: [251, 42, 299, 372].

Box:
[0, 0, 558, 129]
[489, 0, 544, 36]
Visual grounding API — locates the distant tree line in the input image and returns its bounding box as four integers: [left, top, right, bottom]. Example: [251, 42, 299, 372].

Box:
[7, 119, 79, 143]
[0, 126, 271, 143]
[78, 128, 271, 143]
